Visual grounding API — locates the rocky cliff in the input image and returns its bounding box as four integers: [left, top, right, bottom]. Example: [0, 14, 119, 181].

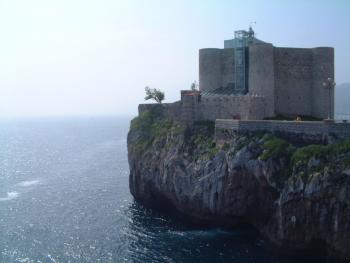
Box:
[127, 109, 350, 261]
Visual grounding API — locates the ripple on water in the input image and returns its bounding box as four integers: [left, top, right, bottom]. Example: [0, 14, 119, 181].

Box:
[17, 179, 41, 187]
[0, 191, 19, 201]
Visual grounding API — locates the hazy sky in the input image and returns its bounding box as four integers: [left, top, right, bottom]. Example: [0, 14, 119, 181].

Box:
[1, 0, 349, 117]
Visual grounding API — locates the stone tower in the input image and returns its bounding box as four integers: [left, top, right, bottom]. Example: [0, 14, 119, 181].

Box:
[198, 28, 334, 119]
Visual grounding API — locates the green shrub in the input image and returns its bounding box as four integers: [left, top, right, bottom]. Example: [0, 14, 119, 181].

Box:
[130, 110, 153, 131]
[190, 127, 219, 161]
[130, 110, 175, 152]
[208, 145, 220, 159]
[235, 138, 249, 152]
[291, 145, 329, 165]
[260, 137, 294, 161]
[193, 121, 215, 136]
[331, 139, 350, 155]
[291, 139, 350, 165]
[222, 142, 230, 151]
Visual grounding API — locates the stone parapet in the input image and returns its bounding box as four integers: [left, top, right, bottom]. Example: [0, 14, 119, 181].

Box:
[215, 119, 350, 144]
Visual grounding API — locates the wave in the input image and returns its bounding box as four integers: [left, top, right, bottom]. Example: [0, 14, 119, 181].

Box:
[0, 191, 19, 201]
[17, 179, 41, 187]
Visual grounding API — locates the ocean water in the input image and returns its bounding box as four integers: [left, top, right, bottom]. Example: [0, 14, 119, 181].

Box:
[0, 117, 316, 263]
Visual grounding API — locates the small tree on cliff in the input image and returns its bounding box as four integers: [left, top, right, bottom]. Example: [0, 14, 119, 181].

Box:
[144, 86, 165, 103]
[190, 81, 198, 91]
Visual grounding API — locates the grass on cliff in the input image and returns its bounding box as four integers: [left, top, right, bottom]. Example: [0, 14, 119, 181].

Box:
[260, 135, 295, 161]
[131, 112, 220, 160]
[191, 133, 218, 160]
[291, 139, 350, 165]
[190, 121, 219, 160]
[130, 112, 220, 160]
[132, 110, 350, 176]
[130, 110, 184, 152]
[260, 134, 350, 165]
[258, 134, 350, 186]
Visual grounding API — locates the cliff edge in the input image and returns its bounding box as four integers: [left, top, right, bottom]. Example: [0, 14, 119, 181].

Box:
[127, 109, 350, 261]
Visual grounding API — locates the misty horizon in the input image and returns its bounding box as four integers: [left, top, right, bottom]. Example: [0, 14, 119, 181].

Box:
[1, 0, 349, 117]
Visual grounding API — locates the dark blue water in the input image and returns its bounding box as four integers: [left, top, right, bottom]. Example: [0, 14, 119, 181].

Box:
[0, 117, 285, 262]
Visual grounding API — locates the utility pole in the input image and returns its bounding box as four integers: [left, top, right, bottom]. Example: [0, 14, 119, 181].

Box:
[322, 77, 336, 120]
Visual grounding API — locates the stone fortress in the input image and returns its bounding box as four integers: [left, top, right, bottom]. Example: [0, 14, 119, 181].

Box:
[199, 27, 334, 120]
[139, 27, 350, 141]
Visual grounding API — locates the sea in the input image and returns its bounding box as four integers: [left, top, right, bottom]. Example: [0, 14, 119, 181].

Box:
[0, 116, 327, 263]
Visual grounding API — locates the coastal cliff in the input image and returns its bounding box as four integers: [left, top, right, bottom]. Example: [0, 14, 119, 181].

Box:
[127, 109, 350, 261]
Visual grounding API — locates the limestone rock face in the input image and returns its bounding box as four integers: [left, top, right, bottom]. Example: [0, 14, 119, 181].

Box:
[127, 118, 350, 261]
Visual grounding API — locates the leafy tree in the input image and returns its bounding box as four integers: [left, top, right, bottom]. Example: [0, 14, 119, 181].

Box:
[144, 86, 165, 103]
[190, 81, 198, 91]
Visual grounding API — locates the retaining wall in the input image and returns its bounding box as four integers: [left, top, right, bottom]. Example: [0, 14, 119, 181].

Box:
[200, 95, 266, 121]
[215, 119, 350, 144]
[138, 102, 182, 122]
[138, 92, 268, 125]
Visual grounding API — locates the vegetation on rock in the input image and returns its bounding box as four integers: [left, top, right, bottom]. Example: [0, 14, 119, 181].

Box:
[189, 121, 219, 160]
[144, 86, 165, 103]
[260, 135, 295, 161]
[130, 110, 173, 152]
[291, 138, 350, 165]
[130, 110, 350, 188]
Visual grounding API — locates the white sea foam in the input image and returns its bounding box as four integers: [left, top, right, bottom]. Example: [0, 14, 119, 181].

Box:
[48, 254, 58, 263]
[17, 179, 41, 187]
[0, 191, 19, 201]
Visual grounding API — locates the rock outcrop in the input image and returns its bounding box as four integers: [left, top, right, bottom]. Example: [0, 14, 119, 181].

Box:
[128, 110, 350, 261]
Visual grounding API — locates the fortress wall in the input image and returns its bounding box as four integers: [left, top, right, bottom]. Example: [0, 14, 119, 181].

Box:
[248, 43, 275, 117]
[221, 48, 235, 88]
[311, 47, 335, 119]
[199, 96, 250, 121]
[138, 93, 266, 126]
[274, 48, 313, 117]
[215, 119, 350, 144]
[181, 94, 201, 123]
[199, 49, 222, 92]
[235, 120, 327, 134]
[138, 102, 182, 122]
[199, 95, 266, 121]
[247, 96, 267, 120]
